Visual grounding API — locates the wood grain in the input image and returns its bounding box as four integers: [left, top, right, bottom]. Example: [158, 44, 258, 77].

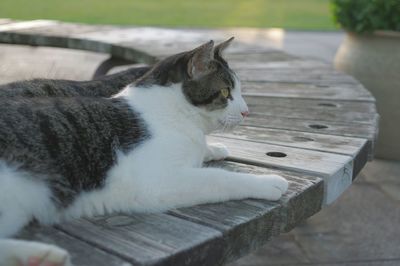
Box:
[244, 97, 377, 124]
[213, 125, 369, 176]
[242, 81, 374, 102]
[17, 225, 130, 266]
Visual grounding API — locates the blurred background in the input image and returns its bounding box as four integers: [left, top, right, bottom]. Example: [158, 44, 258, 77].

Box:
[1, 0, 399, 265]
[0, 0, 335, 29]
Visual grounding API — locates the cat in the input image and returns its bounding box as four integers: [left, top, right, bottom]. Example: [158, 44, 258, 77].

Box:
[0, 38, 288, 266]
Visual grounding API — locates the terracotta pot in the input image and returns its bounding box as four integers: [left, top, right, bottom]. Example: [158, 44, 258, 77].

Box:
[334, 31, 400, 161]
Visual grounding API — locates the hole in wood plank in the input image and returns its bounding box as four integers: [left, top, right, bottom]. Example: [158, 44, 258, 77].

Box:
[318, 103, 338, 107]
[292, 136, 314, 142]
[266, 152, 287, 158]
[308, 124, 329, 129]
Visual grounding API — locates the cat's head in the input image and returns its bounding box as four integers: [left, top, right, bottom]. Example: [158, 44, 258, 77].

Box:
[137, 38, 249, 133]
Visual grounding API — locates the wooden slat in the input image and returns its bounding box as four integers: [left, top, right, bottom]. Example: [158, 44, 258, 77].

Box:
[17, 226, 129, 266]
[242, 81, 374, 102]
[53, 161, 322, 265]
[217, 126, 366, 157]
[58, 213, 223, 266]
[245, 96, 376, 114]
[242, 114, 377, 146]
[244, 96, 378, 124]
[237, 68, 358, 85]
[224, 51, 299, 62]
[208, 136, 352, 204]
[213, 125, 369, 177]
[230, 58, 330, 70]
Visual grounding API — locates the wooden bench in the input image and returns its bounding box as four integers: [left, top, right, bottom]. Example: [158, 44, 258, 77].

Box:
[0, 19, 379, 266]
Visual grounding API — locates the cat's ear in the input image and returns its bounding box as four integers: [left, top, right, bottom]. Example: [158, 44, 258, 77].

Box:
[214, 37, 234, 59]
[187, 40, 214, 79]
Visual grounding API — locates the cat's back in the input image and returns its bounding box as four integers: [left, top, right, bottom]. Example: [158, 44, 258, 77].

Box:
[0, 96, 147, 150]
[0, 96, 149, 205]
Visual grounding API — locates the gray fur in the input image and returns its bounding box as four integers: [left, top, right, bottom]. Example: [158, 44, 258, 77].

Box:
[0, 67, 150, 98]
[0, 97, 149, 206]
[135, 39, 237, 111]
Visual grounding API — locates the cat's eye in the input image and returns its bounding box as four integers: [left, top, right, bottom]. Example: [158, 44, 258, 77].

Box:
[221, 88, 230, 98]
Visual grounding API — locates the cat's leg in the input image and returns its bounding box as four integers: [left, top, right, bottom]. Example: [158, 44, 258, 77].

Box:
[0, 208, 31, 238]
[0, 165, 71, 265]
[0, 202, 71, 266]
[204, 143, 229, 162]
[0, 211, 71, 266]
[0, 165, 53, 237]
[138, 167, 288, 211]
[0, 239, 71, 266]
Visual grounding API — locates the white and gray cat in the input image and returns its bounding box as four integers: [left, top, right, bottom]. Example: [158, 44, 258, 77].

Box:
[0, 38, 288, 266]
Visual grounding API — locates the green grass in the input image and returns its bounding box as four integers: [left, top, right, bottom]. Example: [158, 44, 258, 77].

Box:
[0, 0, 336, 30]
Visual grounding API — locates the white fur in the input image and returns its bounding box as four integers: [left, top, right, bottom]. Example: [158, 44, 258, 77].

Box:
[0, 163, 57, 237]
[0, 239, 71, 266]
[0, 79, 288, 265]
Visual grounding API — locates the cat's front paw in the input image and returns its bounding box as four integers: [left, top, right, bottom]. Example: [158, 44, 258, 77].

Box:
[205, 143, 230, 162]
[253, 174, 289, 201]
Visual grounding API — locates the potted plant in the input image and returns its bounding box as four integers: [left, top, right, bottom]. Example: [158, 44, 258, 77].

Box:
[332, 0, 400, 160]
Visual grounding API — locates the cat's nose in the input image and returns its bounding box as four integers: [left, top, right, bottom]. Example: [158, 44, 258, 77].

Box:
[241, 111, 249, 117]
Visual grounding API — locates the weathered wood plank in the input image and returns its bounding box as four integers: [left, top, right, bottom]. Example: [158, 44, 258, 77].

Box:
[58, 213, 224, 266]
[224, 51, 299, 62]
[230, 58, 330, 70]
[245, 96, 376, 114]
[208, 136, 353, 204]
[213, 125, 369, 177]
[242, 81, 374, 102]
[237, 68, 359, 85]
[17, 225, 130, 266]
[242, 114, 377, 146]
[244, 96, 378, 124]
[207, 136, 353, 177]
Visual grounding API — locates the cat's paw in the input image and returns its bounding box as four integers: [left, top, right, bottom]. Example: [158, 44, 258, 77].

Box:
[205, 143, 230, 162]
[253, 174, 289, 201]
[0, 240, 72, 266]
